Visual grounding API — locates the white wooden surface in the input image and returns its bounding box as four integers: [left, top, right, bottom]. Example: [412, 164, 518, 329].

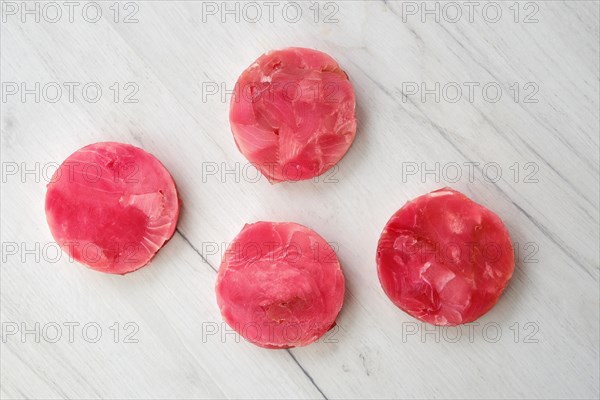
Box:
[1, 1, 599, 399]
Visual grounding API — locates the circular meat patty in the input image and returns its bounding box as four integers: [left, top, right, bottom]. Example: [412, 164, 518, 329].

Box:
[229, 47, 357, 183]
[376, 188, 514, 325]
[45, 142, 180, 275]
[216, 221, 345, 348]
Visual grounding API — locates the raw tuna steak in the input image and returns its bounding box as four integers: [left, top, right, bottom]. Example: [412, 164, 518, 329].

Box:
[376, 188, 514, 325]
[45, 142, 180, 275]
[216, 221, 345, 348]
[229, 47, 357, 182]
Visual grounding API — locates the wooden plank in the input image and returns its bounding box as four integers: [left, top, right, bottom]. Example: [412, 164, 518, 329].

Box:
[1, 1, 598, 398]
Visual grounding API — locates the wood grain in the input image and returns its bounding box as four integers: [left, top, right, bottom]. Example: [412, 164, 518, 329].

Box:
[1, 1, 598, 399]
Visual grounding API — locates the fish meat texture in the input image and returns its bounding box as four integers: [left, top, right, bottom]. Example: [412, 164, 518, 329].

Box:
[229, 47, 357, 183]
[216, 221, 345, 348]
[376, 188, 514, 325]
[45, 142, 180, 275]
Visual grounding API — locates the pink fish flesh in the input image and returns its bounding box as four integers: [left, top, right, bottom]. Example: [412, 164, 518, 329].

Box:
[376, 188, 514, 325]
[229, 47, 357, 183]
[216, 221, 345, 348]
[45, 142, 180, 275]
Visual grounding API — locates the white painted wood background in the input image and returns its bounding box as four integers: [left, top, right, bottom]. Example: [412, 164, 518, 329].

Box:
[1, 1, 599, 399]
